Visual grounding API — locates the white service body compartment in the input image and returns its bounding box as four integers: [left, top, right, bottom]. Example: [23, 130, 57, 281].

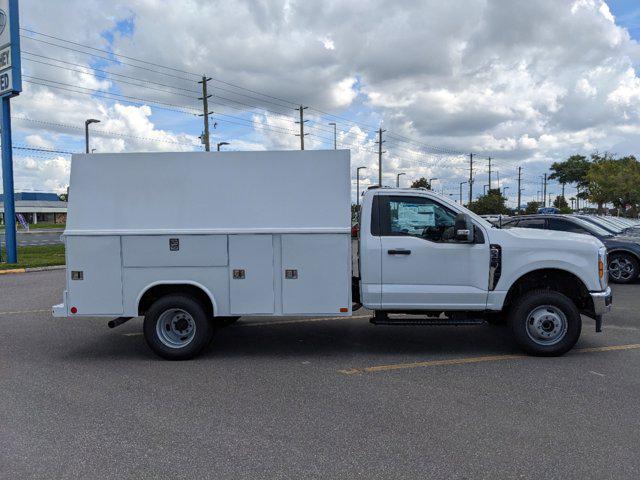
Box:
[66, 236, 123, 315]
[229, 235, 275, 315]
[281, 234, 351, 314]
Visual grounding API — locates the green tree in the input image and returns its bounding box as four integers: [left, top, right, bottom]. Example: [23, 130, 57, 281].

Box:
[411, 177, 431, 190]
[548, 155, 591, 190]
[525, 201, 540, 214]
[467, 188, 509, 215]
[351, 204, 359, 223]
[586, 155, 640, 214]
[552, 195, 571, 213]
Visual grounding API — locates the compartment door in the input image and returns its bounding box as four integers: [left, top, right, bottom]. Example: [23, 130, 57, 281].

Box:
[66, 236, 123, 315]
[282, 234, 351, 314]
[229, 235, 274, 314]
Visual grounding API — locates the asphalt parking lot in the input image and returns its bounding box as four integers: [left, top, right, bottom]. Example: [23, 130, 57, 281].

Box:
[1, 270, 639, 479]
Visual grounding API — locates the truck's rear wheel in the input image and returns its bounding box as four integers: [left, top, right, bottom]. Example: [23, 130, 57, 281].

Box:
[143, 294, 213, 360]
[509, 290, 581, 356]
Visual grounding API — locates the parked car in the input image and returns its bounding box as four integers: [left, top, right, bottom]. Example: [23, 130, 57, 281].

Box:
[502, 214, 640, 283]
[537, 207, 559, 214]
[579, 216, 640, 238]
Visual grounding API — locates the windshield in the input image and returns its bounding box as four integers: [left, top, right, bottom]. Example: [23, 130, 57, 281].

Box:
[571, 217, 613, 237]
[580, 216, 621, 234]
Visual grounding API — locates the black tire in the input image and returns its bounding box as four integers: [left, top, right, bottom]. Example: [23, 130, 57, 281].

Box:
[215, 316, 241, 327]
[143, 294, 213, 360]
[608, 252, 639, 284]
[509, 290, 581, 356]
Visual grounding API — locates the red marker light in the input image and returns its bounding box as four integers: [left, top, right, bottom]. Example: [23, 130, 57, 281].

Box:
[70, 307, 77, 314]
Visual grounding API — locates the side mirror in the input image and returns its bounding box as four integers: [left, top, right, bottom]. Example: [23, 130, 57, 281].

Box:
[454, 213, 475, 243]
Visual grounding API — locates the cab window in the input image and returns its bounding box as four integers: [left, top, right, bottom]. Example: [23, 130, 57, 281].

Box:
[380, 196, 457, 242]
[548, 218, 588, 234]
[517, 218, 546, 229]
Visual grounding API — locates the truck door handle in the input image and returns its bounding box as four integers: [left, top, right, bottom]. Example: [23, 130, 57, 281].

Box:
[387, 249, 411, 255]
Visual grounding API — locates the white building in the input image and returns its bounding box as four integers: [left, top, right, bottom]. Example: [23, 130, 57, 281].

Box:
[0, 192, 67, 225]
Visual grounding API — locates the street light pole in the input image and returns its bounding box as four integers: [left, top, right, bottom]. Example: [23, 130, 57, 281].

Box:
[459, 181, 467, 205]
[217, 141, 230, 151]
[329, 122, 337, 150]
[428, 177, 438, 190]
[356, 166, 367, 208]
[396, 172, 405, 187]
[85, 119, 100, 154]
[483, 184, 488, 195]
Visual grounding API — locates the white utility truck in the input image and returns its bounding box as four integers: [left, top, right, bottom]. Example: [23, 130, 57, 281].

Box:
[52, 150, 612, 360]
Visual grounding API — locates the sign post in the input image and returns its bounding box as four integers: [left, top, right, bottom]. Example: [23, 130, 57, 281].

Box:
[0, 0, 21, 263]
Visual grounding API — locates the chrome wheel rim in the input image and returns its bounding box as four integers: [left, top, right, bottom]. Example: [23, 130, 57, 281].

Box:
[609, 257, 635, 281]
[156, 308, 196, 349]
[525, 305, 567, 346]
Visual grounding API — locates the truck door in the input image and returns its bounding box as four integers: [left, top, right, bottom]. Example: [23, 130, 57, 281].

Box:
[377, 195, 489, 310]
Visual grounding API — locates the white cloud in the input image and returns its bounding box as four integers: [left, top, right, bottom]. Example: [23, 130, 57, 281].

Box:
[5, 0, 640, 202]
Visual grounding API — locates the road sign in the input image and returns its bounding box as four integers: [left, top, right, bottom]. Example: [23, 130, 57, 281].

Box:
[0, 0, 20, 98]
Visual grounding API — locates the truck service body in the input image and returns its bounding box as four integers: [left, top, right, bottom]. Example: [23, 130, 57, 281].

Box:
[53, 150, 612, 359]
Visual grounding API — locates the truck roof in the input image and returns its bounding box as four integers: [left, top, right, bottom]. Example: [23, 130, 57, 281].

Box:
[65, 150, 351, 235]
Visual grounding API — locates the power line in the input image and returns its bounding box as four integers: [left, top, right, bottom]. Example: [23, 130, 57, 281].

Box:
[24, 78, 199, 115]
[12, 116, 202, 147]
[20, 27, 201, 77]
[23, 51, 200, 93]
[23, 57, 201, 100]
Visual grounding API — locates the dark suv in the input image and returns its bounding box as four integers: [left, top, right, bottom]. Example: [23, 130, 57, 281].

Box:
[502, 215, 640, 284]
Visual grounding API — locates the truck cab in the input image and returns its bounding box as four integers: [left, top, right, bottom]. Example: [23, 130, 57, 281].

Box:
[357, 187, 611, 356]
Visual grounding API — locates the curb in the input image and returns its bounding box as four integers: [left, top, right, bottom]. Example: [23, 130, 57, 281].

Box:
[0, 230, 65, 235]
[0, 265, 65, 275]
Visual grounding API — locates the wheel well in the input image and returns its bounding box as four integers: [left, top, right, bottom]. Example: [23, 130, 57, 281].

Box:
[503, 269, 592, 313]
[138, 284, 213, 317]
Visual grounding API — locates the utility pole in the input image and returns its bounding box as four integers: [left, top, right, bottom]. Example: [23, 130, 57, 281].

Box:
[517, 166, 522, 215]
[561, 182, 565, 200]
[329, 122, 337, 149]
[198, 76, 213, 151]
[375, 128, 386, 186]
[488, 157, 492, 190]
[459, 181, 467, 205]
[356, 166, 367, 208]
[295, 105, 309, 150]
[543, 173, 548, 207]
[468, 153, 474, 205]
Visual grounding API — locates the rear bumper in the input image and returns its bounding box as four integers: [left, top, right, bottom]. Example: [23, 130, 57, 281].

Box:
[590, 286, 612, 317]
[51, 291, 68, 317]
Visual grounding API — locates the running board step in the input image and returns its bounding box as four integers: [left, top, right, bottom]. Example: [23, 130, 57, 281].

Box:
[370, 317, 485, 326]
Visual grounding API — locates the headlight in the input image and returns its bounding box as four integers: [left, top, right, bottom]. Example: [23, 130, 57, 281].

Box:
[598, 246, 607, 289]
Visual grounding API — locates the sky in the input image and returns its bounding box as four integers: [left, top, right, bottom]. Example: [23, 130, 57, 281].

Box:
[3, 0, 640, 206]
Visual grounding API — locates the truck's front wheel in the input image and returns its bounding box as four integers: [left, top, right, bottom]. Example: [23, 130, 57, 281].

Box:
[143, 294, 213, 360]
[509, 290, 581, 356]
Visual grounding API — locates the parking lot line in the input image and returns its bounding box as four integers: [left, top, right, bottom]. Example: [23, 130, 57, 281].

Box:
[338, 343, 640, 375]
[0, 308, 50, 316]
